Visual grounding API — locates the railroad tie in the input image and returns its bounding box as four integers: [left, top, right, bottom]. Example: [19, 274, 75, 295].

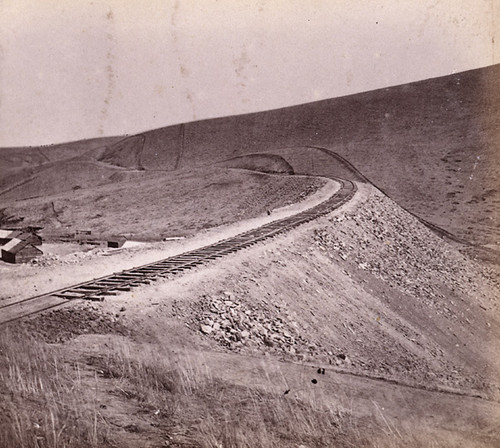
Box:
[53, 292, 85, 299]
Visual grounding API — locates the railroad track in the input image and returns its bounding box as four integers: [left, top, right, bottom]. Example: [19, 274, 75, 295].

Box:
[0, 178, 356, 326]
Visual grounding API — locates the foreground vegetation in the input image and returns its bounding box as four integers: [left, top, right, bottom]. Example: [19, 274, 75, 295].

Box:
[0, 329, 108, 447]
[0, 328, 353, 447]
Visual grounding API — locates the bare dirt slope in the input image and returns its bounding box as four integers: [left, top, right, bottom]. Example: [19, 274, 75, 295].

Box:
[150, 64, 499, 246]
[4, 182, 498, 447]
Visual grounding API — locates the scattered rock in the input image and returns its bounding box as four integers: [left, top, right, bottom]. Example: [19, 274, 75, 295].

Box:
[185, 294, 312, 356]
[20, 305, 132, 343]
[200, 324, 213, 335]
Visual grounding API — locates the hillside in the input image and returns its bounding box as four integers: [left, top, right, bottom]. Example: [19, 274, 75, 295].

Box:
[2, 182, 499, 447]
[137, 64, 500, 246]
[4, 166, 324, 241]
[2, 64, 498, 246]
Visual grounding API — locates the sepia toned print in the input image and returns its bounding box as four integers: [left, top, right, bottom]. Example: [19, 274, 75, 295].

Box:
[1, 1, 499, 447]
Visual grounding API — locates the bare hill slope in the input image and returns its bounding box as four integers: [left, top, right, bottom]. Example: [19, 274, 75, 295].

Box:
[1, 64, 499, 245]
[138, 64, 498, 245]
[3, 167, 324, 241]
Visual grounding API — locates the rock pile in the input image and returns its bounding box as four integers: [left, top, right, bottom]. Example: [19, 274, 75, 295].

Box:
[21, 304, 131, 343]
[186, 292, 317, 357]
[30, 254, 61, 266]
[314, 191, 498, 316]
[174, 292, 355, 369]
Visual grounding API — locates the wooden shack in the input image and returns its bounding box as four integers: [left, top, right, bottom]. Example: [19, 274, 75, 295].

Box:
[18, 232, 42, 246]
[107, 235, 127, 248]
[1, 238, 43, 264]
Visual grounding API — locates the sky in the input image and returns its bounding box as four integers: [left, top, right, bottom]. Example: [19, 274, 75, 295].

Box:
[0, 0, 498, 147]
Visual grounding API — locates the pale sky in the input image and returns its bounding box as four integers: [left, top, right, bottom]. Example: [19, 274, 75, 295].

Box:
[0, 0, 498, 147]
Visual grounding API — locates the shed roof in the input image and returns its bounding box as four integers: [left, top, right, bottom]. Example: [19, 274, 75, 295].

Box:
[108, 235, 127, 241]
[2, 238, 34, 254]
[1, 230, 41, 245]
[0, 229, 14, 239]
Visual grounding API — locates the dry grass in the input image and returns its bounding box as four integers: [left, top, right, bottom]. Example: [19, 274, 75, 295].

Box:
[1, 325, 473, 447]
[0, 330, 352, 447]
[0, 328, 111, 448]
[4, 316, 472, 448]
[87, 340, 348, 447]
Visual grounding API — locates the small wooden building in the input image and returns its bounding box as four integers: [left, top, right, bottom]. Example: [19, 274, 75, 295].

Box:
[107, 235, 127, 248]
[1, 238, 43, 264]
[76, 229, 92, 236]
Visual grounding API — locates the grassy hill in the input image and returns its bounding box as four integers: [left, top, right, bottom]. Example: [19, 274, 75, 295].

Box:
[1, 64, 499, 245]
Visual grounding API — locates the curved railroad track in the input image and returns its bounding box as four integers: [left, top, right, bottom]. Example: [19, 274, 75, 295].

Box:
[0, 178, 356, 326]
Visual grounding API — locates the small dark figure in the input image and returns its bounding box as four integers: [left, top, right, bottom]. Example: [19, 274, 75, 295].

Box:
[311, 379, 318, 384]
